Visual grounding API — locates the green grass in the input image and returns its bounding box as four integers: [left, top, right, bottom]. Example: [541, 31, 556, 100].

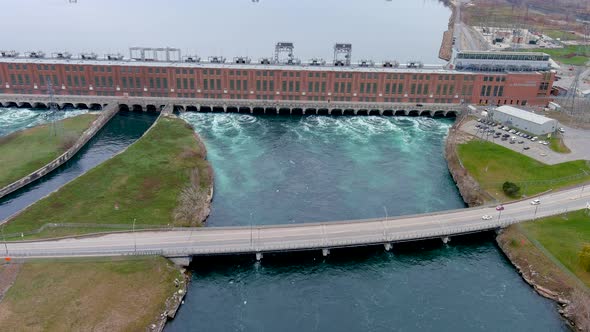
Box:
[548, 136, 571, 154]
[521, 210, 590, 287]
[0, 256, 181, 331]
[0, 114, 98, 189]
[544, 29, 583, 41]
[522, 46, 589, 66]
[457, 140, 590, 201]
[3, 116, 212, 238]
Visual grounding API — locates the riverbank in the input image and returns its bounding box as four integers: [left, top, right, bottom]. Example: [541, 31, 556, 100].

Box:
[0, 257, 184, 331]
[445, 119, 590, 329]
[2, 115, 213, 239]
[0, 113, 97, 189]
[497, 211, 590, 331]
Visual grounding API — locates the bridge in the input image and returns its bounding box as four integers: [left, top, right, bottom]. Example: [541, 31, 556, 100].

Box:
[3, 186, 589, 264]
[0, 94, 463, 117]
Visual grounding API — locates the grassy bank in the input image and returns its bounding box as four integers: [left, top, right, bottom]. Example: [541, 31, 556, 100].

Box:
[457, 140, 590, 201]
[523, 46, 589, 66]
[497, 212, 590, 329]
[549, 136, 571, 154]
[0, 257, 181, 331]
[0, 114, 98, 189]
[3, 116, 212, 239]
[521, 210, 590, 286]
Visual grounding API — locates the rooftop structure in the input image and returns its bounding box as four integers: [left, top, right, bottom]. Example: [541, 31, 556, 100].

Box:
[452, 50, 553, 72]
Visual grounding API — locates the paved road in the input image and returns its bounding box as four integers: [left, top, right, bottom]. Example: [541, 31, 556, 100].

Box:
[3, 186, 590, 259]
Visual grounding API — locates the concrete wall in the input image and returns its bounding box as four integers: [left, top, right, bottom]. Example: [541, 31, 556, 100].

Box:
[0, 104, 118, 199]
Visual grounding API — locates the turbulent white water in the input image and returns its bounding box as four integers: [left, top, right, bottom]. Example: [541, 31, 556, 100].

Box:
[0, 108, 90, 137]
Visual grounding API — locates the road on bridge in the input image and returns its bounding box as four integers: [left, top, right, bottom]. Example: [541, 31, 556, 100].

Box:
[3, 186, 590, 259]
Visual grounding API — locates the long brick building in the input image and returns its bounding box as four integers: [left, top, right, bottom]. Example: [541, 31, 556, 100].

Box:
[0, 49, 556, 107]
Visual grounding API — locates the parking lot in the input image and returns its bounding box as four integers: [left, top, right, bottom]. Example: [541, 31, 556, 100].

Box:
[461, 119, 578, 165]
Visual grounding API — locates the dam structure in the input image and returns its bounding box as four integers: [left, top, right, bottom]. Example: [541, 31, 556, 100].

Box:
[0, 43, 556, 111]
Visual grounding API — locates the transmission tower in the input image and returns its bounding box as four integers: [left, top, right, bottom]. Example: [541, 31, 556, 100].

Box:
[564, 23, 589, 117]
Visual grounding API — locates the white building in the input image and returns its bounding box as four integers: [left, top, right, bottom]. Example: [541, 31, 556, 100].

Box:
[490, 106, 558, 135]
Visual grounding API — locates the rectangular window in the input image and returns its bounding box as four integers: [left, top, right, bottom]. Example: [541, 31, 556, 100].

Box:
[372, 83, 377, 94]
[230, 80, 235, 90]
[334, 82, 339, 93]
[237, 80, 241, 90]
[314, 82, 319, 92]
[108, 77, 113, 87]
[449, 85, 454, 95]
[150, 78, 155, 89]
[289, 81, 293, 92]
[282, 81, 287, 92]
[163, 78, 168, 89]
[486, 85, 492, 96]
[423, 84, 428, 95]
[95, 77, 99, 87]
[74, 76, 80, 87]
[385, 83, 390, 94]
[177, 78, 182, 90]
[257, 80, 261, 91]
[442, 85, 447, 95]
[493, 86, 499, 97]
[360, 83, 365, 93]
[203, 79, 208, 90]
[156, 78, 161, 89]
[398, 83, 403, 94]
[184, 78, 188, 89]
[122, 77, 127, 88]
[417, 84, 422, 95]
[321, 82, 326, 92]
[481, 85, 486, 97]
[243, 81, 248, 91]
[411, 84, 416, 95]
[136, 78, 141, 88]
[308, 82, 313, 92]
[269, 81, 274, 91]
[216, 79, 221, 90]
[347, 82, 351, 93]
[498, 86, 504, 97]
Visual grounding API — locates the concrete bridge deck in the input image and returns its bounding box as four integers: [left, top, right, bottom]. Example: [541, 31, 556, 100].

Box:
[4, 186, 590, 261]
[0, 94, 464, 117]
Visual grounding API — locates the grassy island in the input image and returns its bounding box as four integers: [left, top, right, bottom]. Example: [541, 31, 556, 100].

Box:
[0, 257, 182, 331]
[3, 116, 213, 239]
[457, 140, 590, 201]
[0, 114, 98, 189]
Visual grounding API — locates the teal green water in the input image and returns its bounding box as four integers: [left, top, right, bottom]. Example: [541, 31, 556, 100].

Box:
[181, 114, 466, 226]
[169, 113, 568, 331]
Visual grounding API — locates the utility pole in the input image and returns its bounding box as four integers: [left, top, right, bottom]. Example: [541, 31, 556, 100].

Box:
[534, 204, 540, 220]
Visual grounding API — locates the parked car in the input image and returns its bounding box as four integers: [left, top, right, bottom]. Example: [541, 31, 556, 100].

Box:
[559, 128, 565, 133]
[524, 146, 530, 150]
[530, 199, 541, 205]
[496, 205, 504, 211]
[481, 215, 493, 220]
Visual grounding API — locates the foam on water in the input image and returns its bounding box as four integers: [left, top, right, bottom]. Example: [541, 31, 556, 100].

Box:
[0, 107, 90, 137]
[180, 113, 459, 226]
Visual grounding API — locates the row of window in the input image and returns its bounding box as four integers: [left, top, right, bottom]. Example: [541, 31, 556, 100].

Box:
[480, 85, 505, 97]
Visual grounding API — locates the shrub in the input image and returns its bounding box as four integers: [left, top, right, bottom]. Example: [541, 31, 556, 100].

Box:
[502, 181, 520, 197]
[579, 244, 590, 272]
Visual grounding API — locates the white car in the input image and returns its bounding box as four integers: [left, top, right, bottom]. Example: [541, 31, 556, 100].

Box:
[530, 199, 541, 205]
[481, 215, 493, 220]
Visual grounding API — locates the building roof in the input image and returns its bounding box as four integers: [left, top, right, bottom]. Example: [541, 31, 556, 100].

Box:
[494, 106, 556, 125]
[0, 56, 454, 73]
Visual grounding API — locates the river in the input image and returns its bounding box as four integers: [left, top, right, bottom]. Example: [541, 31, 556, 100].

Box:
[166, 113, 569, 331]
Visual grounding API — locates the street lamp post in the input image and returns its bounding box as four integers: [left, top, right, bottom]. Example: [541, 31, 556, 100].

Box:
[383, 206, 388, 241]
[1, 226, 8, 257]
[534, 205, 540, 220]
[133, 218, 137, 253]
[250, 213, 253, 248]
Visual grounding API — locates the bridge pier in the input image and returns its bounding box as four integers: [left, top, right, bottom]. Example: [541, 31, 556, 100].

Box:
[384, 243, 392, 251]
[322, 248, 330, 257]
[256, 252, 263, 261]
[442, 236, 451, 244]
[169, 256, 192, 267]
